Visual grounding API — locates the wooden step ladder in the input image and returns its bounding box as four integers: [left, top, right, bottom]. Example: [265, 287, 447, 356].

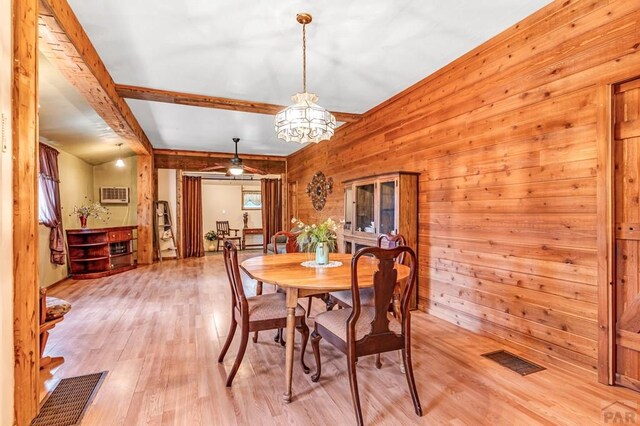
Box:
[154, 200, 178, 261]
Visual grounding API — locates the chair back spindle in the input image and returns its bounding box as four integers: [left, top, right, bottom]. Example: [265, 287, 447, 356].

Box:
[217, 221, 231, 237]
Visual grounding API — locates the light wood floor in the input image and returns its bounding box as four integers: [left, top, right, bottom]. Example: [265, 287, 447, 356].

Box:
[43, 252, 640, 425]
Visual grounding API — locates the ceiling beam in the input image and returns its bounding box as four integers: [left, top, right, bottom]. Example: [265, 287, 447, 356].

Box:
[116, 84, 363, 123]
[154, 148, 287, 162]
[154, 149, 286, 174]
[38, 0, 153, 155]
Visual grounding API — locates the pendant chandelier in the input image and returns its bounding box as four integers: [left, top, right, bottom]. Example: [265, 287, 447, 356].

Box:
[275, 13, 336, 144]
[228, 138, 244, 176]
[115, 143, 125, 168]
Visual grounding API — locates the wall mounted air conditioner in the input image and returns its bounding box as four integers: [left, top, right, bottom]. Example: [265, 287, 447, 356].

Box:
[100, 187, 129, 204]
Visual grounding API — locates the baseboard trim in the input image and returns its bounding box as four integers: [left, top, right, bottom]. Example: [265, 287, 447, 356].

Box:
[43, 275, 71, 290]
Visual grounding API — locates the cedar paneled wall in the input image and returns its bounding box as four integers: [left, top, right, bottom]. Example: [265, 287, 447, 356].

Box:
[287, 0, 640, 375]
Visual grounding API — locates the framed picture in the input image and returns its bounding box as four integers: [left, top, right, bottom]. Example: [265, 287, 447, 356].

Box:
[242, 190, 262, 210]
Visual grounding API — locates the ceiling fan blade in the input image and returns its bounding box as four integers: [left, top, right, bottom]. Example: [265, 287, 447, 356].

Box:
[200, 164, 228, 172]
[243, 165, 268, 175]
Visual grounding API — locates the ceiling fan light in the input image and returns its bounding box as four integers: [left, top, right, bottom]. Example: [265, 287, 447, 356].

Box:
[228, 165, 244, 176]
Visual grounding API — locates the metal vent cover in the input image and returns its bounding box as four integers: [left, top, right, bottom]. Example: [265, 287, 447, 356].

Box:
[481, 350, 545, 376]
[31, 372, 106, 426]
[100, 186, 129, 204]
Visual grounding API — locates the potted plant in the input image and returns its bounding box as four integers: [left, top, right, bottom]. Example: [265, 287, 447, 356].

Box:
[291, 217, 340, 265]
[204, 230, 218, 251]
[70, 197, 110, 228]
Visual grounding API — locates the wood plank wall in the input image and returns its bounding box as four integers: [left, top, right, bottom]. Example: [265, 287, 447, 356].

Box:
[287, 0, 640, 376]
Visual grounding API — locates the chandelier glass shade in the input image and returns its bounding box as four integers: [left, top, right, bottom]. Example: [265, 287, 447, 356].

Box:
[275, 93, 336, 143]
[275, 13, 335, 144]
[115, 143, 125, 168]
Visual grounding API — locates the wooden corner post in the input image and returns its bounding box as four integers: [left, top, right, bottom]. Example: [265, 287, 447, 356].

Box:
[596, 83, 614, 385]
[13, 0, 40, 422]
[137, 154, 154, 264]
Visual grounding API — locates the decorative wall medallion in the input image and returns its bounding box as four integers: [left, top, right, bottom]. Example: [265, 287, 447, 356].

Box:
[306, 171, 333, 211]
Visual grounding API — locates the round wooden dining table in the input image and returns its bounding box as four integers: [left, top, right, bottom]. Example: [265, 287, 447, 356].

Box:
[240, 252, 410, 403]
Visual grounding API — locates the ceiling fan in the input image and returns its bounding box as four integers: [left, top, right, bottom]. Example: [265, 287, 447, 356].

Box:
[200, 138, 267, 176]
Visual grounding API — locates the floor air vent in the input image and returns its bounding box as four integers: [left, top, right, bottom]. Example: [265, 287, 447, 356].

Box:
[481, 350, 546, 376]
[31, 371, 106, 426]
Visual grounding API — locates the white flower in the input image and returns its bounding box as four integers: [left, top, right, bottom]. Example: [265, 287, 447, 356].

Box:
[291, 217, 297, 223]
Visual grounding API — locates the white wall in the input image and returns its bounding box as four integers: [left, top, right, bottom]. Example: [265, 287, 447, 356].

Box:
[0, 0, 14, 420]
[201, 180, 262, 248]
[93, 156, 137, 226]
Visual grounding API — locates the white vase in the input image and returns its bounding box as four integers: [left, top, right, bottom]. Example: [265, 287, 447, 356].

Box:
[315, 241, 330, 265]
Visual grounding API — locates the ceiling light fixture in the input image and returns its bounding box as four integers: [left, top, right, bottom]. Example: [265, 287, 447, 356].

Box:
[228, 138, 244, 176]
[275, 13, 336, 144]
[115, 143, 125, 168]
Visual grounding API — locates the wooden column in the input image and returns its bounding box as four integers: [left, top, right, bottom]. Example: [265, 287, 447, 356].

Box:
[176, 170, 183, 259]
[137, 154, 153, 264]
[596, 84, 614, 385]
[12, 0, 40, 423]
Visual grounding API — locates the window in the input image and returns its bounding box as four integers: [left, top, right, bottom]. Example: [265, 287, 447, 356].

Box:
[242, 190, 262, 210]
[38, 178, 50, 223]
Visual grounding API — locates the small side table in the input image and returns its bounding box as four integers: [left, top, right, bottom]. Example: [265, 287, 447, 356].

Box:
[242, 227, 263, 250]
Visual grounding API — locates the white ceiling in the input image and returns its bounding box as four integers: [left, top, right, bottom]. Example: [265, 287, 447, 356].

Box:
[39, 53, 134, 165]
[64, 0, 550, 156]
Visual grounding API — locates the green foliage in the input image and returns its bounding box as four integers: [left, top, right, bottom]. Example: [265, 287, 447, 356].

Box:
[204, 230, 218, 241]
[291, 217, 340, 252]
[70, 197, 110, 223]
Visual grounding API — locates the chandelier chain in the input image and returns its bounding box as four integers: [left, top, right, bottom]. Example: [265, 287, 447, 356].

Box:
[302, 22, 307, 93]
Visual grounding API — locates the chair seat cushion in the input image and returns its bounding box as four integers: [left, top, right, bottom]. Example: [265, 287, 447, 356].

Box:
[314, 306, 400, 342]
[266, 243, 287, 254]
[274, 234, 288, 244]
[330, 289, 374, 307]
[237, 292, 305, 322]
[45, 296, 71, 321]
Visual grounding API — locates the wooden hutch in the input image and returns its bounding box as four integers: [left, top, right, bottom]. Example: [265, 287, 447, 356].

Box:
[342, 171, 419, 307]
[66, 226, 137, 279]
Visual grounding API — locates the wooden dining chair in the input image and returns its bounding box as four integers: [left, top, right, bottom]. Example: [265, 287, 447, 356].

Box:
[39, 288, 71, 370]
[216, 220, 242, 251]
[272, 230, 299, 254]
[265, 231, 301, 345]
[329, 234, 407, 310]
[310, 246, 422, 425]
[218, 240, 310, 386]
[329, 234, 408, 369]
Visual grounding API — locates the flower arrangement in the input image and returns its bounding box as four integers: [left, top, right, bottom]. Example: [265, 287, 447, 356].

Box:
[204, 230, 218, 241]
[291, 217, 340, 252]
[70, 197, 110, 226]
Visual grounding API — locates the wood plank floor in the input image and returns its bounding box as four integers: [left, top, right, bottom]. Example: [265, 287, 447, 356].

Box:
[43, 252, 640, 425]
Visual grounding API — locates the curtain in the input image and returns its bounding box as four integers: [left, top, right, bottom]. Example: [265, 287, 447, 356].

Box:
[39, 143, 65, 265]
[182, 175, 204, 258]
[261, 178, 282, 253]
